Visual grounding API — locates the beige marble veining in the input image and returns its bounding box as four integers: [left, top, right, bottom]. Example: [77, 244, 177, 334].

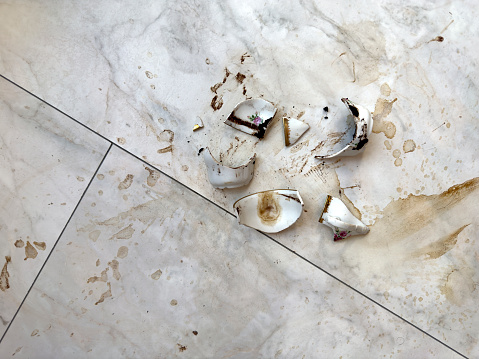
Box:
[0, 77, 110, 336]
[0, 147, 462, 358]
[0, 0, 478, 355]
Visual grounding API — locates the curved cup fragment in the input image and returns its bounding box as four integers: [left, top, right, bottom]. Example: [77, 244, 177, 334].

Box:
[283, 117, 309, 146]
[203, 147, 255, 189]
[319, 195, 369, 241]
[233, 189, 304, 233]
[315, 98, 373, 159]
[224, 98, 277, 139]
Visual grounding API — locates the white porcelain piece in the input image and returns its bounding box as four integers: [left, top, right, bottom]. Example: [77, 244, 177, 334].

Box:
[224, 98, 277, 138]
[203, 147, 255, 189]
[193, 116, 204, 131]
[315, 98, 373, 159]
[283, 117, 309, 146]
[319, 195, 369, 241]
[233, 189, 303, 233]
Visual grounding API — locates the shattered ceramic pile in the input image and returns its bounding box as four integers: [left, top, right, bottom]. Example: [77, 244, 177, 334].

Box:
[201, 97, 372, 238]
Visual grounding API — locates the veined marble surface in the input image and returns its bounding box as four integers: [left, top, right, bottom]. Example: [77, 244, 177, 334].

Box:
[0, 77, 109, 336]
[0, 147, 462, 358]
[0, 0, 478, 356]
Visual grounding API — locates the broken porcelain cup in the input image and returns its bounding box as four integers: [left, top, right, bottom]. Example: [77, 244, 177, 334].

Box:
[319, 195, 369, 241]
[234, 189, 303, 233]
[283, 117, 309, 146]
[224, 98, 277, 139]
[203, 147, 255, 189]
[315, 98, 373, 159]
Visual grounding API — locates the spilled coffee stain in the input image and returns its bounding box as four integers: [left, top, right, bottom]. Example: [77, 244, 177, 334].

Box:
[0, 256, 11, 291]
[211, 95, 224, 111]
[380, 83, 391, 96]
[384, 140, 392, 150]
[415, 224, 470, 260]
[117, 246, 128, 259]
[118, 174, 134, 190]
[151, 269, 162, 280]
[403, 139, 416, 153]
[95, 282, 112, 305]
[157, 129, 174, 154]
[14, 240, 24, 248]
[109, 224, 135, 240]
[145, 167, 160, 187]
[33, 242, 46, 251]
[89, 230, 101, 242]
[235, 72, 246, 83]
[257, 192, 281, 225]
[24, 241, 38, 260]
[372, 98, 397, 139]
[368, 177, 479, 242]
[157, 145, 173, 154]
[108, 260, 121, 280]
[87, 268, 109, 283]
[440, 268, 475, 306]
[158, 129, 174, 143]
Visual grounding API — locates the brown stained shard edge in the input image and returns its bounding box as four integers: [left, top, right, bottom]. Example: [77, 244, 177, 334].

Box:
[319, 195, 332, 223]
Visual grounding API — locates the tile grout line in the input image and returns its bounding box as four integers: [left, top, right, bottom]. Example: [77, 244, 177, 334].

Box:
[0, 74, 468, 358]
[0, 143, 113, 345]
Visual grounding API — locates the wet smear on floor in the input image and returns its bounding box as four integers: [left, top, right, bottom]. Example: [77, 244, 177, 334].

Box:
[95, 282, 112, 305]
[108, 260, 121, 280]
[24, 241, 38, 260]
[414, 224, 470, 260]
[117, 246, 128, 259]
[403, 139, 416, 153]
[151, 269, 162, 280]
[109, 224, 135, 240]
[33, 242, 46, 251]
[14, 240, 24, 248]
[368, 177, 479, 242]
[145, 167, 160, 187]
[372, 98, 397, 139]
[0, 256, 11, 291]
[118, 174, 134, 190]
[87, 268, 109, 283]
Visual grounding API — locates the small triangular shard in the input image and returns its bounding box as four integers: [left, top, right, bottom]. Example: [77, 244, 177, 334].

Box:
[283, 117, 309, 146]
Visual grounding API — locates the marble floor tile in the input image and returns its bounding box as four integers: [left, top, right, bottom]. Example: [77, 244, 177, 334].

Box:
[1, 0, 478, 355]
[0, 77, 110, 336]
[0, 146, 462, 358]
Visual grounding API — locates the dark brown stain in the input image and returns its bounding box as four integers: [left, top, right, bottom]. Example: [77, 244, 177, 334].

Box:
[279, 193, 301, 203]
[226, 113, 274, 139]
[242, 85, 247, 95]
[257, 192, 281, 225]
[33, 242, 46, 251]
[415, 224, 470, 260]
[192, 331, 198, 336]
[240, 52, 251, 64]
[14, 240, 24, 248]
[87, 268, 109, 283]
[198, 148, 204, 156]
[210, 82, 222, 93]
[372, 98, 397, 139]
[210, 95, 224, 111]
[177, 344, 187, 352]
[347, 104, 359, 117]
[222, 68, 231, 83]
[430, 36, 444, 42]
[145, 167, 160, 187]
[352, 123, 369, 151]
[109, 224, 135, 240]
[318, 195, 332, 223]
[323, 107, 329, 112]
[24, 241, 38, 261]
[118, 174, 134, 190]
[0, 256, 11, 291]
[157, 145, 173, 154]
[95, 282, 112, 305]
[235, 72, 246, 83]
[108, 260, 121, 280]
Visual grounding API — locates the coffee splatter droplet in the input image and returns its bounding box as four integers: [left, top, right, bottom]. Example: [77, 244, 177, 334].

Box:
[403, 139, 416, 153]
[0, 256, 11, 291]
[118, 174, 134, 190]
[33, 242, 46, 251]
[24, 241, 38, 260]
[95, 282, 112, 305]
[14, 240, 24, 248]
[170, 299, 178, 306]
[117, 246, 129, 259]
[151, 269, 162, 280]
